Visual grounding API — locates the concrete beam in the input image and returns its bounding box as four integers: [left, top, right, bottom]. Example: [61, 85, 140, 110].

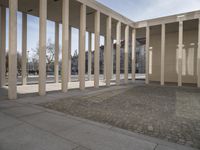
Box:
[136, 10, 200, 28]
[76, 0, 135, 27]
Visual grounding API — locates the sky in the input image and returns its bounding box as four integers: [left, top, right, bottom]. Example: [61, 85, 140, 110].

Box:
[4, 0, 200, 59]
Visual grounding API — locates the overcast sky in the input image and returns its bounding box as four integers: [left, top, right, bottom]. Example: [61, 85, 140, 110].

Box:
[97, 0, 200, 21]
[5, 0, 200, 58]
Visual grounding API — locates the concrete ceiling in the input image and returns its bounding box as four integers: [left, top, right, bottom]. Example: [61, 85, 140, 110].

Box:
[0, 0, 134, 39]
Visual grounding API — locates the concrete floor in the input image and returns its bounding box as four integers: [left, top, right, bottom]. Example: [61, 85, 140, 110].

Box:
[0, 83, 198, 150]
[41, 84, 200, 149]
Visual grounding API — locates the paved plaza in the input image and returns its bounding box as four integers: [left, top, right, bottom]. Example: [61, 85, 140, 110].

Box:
[0, 81, 199, 150]
[40, 83, 200, 149]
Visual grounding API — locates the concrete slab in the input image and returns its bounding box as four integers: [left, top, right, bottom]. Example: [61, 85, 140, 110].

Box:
[155, 145, 198, 150]
[0, 123, 77, 150]
[1, 106, 44, 117]
[59, 123, 156, 150]
[0, 101, 23, 109]
[73, 146, 90, 150]
[110, 127, 198, 150]
[21, 112, 82, 133]
[0, 112, 22, 130]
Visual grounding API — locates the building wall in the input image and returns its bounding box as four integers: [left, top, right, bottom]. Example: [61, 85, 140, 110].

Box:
[149, 29, 198, 84]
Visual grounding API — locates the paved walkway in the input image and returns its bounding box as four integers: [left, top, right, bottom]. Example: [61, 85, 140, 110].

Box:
[0, 85, 198, 150]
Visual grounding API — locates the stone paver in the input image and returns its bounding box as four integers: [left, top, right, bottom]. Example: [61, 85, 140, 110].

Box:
[0, 123, 77, 150]
[41, 84, 200, 149]
[0, 112, 22, 130]
[59, 123, 156, 150]
[1, 106, 44, 117]
[73, 146, 90, 150]
[0, 82, 199, 150]
[0, 101, 23, 109]
[21, 112, 82, 133]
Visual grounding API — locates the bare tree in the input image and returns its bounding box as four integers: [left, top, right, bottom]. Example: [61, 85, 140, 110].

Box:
[5, 52, 22, 75]
[32, 39, 55, 73]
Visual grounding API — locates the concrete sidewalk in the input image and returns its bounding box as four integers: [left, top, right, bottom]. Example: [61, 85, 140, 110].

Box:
[0, 88, 198, 150]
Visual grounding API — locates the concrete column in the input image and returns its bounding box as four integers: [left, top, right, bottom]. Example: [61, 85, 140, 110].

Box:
[111, 38, 114, 79]
[124, 25, 129, 84]
[132, 28, 136, 82]
[178, 21, 183, 87]
[39, 0, 47, 96]
[54, 22, 59, 83]
[116, 21, 121, 85]
[8, 0, 18, 99]
[145, 26, 150, 84]
[79, 4, 86, 90]
[106, 16, 112, 86]
[197, 18, 200, 87]
[161, 24, 165, 85]
[22, 13, 27, 85]
[0, 7, 6, 87]
[104, 37, 106, 80]
[69, 26, 71, 82]
[94, 11, 100, 88]
[62, 0, 69, 92]
[88, 32, 92, 81]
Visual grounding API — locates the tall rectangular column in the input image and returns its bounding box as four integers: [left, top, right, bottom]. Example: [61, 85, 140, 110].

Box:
[105, 16, 111, 86]
[62, 0, 69, 92]
[88, 32, 92, 81]
[178, 21, 183, 87]
[69, 26, 71, 82]
[79, 4, 86, 90]
[104, 37, 106, 80]
[0, 7, 6, 87]
[94, 11, 100, 88]
[39, 0, 47, 96]
[124, 25, 129, 84]
[161, 23, 165, 85]
[132, 28, 136, 82]
[116, 21, 121, 85]
[8, 0, 18, 99]
[111, 38, 114, 79]
[197, 18, 200, 87]
[22, 13, 27, 85]
[54, 22, 59, 83]
[145, 26, 150, 84]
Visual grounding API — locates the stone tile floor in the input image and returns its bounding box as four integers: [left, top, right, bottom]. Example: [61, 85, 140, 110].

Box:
[41, 84, 200, 149]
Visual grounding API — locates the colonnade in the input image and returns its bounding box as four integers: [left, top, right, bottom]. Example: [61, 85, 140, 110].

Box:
[0, 0, 136, 100]
[145, 16, 200, 87]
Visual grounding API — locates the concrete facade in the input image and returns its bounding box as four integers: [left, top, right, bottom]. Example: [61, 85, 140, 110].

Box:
[0, 0, 199, 99]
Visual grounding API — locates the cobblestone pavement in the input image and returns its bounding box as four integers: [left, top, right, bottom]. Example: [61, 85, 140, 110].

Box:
[41, 84, 200, 149]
